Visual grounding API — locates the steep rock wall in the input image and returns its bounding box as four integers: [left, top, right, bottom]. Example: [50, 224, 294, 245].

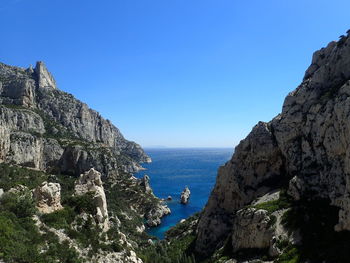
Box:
[0, 61, 150, 175]
[196, 34, 350, 255]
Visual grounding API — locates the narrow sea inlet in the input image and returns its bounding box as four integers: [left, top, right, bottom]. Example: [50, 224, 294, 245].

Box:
[136, 148, 233, 239]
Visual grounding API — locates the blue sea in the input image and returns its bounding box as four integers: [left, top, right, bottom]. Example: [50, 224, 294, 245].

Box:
[136, 148, 233, 239]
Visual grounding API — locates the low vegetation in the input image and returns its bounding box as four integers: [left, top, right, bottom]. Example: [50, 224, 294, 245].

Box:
[0, 191, 81, 263]
[104, 173, 158, 242]
[137, 211, 200, 263]
[0, 163, 48, 191]
[276, 245, 300, 263]
[165, 212, 200, 239]
[0, 164, 127, 261]
[250, 190, 293, 214]
[139, 233, 197, 263]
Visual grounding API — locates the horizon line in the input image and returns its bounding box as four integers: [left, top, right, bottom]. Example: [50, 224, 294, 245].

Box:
[142, 146, 235, 149]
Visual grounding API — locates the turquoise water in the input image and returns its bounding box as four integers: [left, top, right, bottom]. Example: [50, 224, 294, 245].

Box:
[136, 148, 233, 239]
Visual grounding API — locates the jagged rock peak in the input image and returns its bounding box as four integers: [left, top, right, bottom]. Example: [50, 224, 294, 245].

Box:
[34, 61, 57, 89]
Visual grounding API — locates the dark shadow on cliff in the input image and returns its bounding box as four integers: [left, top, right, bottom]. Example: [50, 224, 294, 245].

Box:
[282, 198, 350, 263]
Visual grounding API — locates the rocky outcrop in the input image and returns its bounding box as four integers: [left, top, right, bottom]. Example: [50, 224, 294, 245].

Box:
[34, 212, 143, 263]
[196, 121, 283, 253]
[35, 61, 57, 90]
[196, 32, 350, 256]
[231, 208, 273, 252]
[145, 203, 171, 227]
[139, 175, 152, 194]
[8, 184, 28, 194]
[75, 168, 109, 231]
[33, 181, 63, 213]
[180, 186, 191, 204]
[229, 204, 299, 260]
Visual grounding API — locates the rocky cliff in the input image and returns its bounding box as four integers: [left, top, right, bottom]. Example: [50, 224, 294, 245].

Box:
[194, 33, 350, 262]
[0, 61, 150, 176]
[0, 61, 169, 263]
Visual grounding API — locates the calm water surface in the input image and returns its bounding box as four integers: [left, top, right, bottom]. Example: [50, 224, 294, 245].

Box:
[136, 148, 233, 239]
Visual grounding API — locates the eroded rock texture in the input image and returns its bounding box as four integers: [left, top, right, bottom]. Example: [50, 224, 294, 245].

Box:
[75, 168, 109, 231]
[180, 186, 191, 204]
[0, 61, 150, 176]
[145, 203, 171, 227]
[33, 181, 63, 213]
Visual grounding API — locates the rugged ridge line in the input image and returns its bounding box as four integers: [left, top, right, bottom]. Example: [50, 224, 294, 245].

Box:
[0, 61, 151, 176]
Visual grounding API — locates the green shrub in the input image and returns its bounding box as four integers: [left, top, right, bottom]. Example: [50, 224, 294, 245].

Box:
[41, 207, 75, 229]
[0, 195, 54, 263]
[0, 163, 48, 191]
[37, 233, 82, 263]
[276, 246, 300, 263]
[139, 234, 197, 263]
[104, 177, 152, 241]
[251, 190, 293, 214]
[0, 211, 41, 262]
[165, 212, 200, 239]
[0, 192, 37, 218]
[66, 192, 97, 215]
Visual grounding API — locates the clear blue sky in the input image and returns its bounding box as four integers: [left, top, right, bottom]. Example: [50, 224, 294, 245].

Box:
[1, 0, 349, 147]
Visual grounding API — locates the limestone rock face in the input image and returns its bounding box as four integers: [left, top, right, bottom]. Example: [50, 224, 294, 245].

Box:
[231, 206, 298, 259]
[231, 208, 273, 252]
[196, 33, 350, 254]
[33, 181, 63, 213]
[75, 168, 109, 231]
[0, 63, 36, 108]
[0, 61, 150, 176]
[35, 61, 57, 90]
[180, 186, 191, 204]
[196, 121, 283, 253]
